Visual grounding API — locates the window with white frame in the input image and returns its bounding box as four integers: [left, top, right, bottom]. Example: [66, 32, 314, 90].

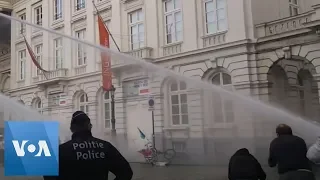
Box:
[54, 38, 63, 69]
[35, 99, 43, 114]
[18, 13, 26, 34]
[204, 0, 227, 34]
[129, 9, 144, 50]
[75, 0, 85, 11]
[34, 44, 42, 76]
[289, 0, 299, 16]
[76, 29, 86, 66]
[54, 0, 63, 20]
[169, 80, 188, 125]
[103, 92, 111, 129]
[211, 72, 234, 123]
[297, 71, 313, 117]
[34, 6, 42, 25]
[18, 50, 26, 80]
[164, 0, 183, 44]
[79, 93, 89, 114]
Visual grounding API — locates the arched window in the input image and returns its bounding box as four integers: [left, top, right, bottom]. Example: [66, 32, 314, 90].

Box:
[169, 80, 188, 125]
[211, 72, 234, 123]
[103, 92, 111, 128]
[79, 93, 89, 114]
[268, 65, 288, 105]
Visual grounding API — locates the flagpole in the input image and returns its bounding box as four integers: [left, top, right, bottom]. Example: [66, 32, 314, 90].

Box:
[93, 1, 119, 138]
[92, 1, 121, 52]
[21, 33, 49, 80]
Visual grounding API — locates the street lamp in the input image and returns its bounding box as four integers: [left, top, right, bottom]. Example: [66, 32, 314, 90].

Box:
[109, 85, 116, 136]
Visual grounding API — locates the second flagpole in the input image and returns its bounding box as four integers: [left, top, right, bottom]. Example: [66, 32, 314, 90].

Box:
[92, 1, 121, 52]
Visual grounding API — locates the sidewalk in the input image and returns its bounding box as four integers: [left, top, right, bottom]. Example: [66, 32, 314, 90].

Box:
[0, 163, 280, 180]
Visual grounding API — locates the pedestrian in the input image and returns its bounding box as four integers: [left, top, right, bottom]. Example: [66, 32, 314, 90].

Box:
[307, 137, 320, 164]
[43, 111, 133, 180]
[228, 148, 266, 180]
[268, 124, 315, 180]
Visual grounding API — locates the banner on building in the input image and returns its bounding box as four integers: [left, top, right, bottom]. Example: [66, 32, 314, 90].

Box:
[59, 94, 66, 106]
[124, 79, 149, 97]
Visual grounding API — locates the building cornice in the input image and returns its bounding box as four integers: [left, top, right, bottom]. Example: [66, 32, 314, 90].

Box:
[0, 0, 12, 10]
[12, 0, 27, 9]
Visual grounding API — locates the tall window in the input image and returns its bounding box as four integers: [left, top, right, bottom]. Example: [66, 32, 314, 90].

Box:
[169, 80, 188, 125]
[79, 93, 89, 114]
[76, 29, 86, 66]
[297, 75, 305, 115]
[211, 72, 234, 123]
[104, 92, 111, 129]
[34, 44, 42, 76]
[54, 0, 63, 20]
[18, 50, 26, 80]
[34, 6, 42, 25]
[164, 0, 182, 44]
[18, 13, 26, 34]
[289, 0, 299, 16]
[204, 0, 227, 34]
[36, 100, 43, 114]
[54, 38, 63, 69]
[75, 0, 85, 11]
[129, 9, 144, 50]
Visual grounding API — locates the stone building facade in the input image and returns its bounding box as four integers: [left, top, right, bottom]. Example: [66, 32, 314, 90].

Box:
[2, 0, 320, 164]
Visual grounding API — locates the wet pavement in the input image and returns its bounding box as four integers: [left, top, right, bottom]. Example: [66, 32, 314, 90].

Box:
[0, 163, 282, 180]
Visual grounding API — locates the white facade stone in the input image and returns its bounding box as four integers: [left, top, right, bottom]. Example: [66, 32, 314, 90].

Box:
[0, 0, 319, 164]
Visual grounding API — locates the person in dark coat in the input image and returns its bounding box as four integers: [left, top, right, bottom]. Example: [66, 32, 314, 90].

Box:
[268, 124, 315, 180]
[228, 148, 266, 180]
[43, 111, 133, 180]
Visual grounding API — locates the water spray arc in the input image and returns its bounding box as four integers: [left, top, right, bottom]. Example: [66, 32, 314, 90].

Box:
[2, 12, 320, 169]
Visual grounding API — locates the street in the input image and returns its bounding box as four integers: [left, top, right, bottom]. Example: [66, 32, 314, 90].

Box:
[0, 163, 282, 180]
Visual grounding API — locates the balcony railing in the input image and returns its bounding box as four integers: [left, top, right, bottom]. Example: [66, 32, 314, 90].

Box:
[125, 47, 153, 59]
[75, 66, 86, 75]
[163, 43, 182, 56]
[38, 68, 68, 82]
[255, 12, 313, 38]
[202, 32, 226, 48]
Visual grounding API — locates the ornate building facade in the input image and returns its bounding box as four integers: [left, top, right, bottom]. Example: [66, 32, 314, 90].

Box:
[3, 0, 320, 164]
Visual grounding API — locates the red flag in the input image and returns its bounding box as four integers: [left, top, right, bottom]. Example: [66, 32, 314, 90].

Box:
[23, 35, 48, 72]
[98, 15, 112, 91]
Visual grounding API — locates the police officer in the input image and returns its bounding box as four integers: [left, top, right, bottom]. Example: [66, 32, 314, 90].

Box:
[44, 111, 133, 180]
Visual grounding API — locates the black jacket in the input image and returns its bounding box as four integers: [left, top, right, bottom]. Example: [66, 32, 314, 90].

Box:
[268, 135, 311, 174]
[44, 131, 133, 180]
[228, 148, 266, 180]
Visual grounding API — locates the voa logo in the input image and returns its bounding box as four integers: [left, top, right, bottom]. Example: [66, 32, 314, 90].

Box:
[12, 140, 51, 157]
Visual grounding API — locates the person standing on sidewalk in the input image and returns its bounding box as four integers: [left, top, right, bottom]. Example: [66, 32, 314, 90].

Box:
[44, 111, 133, 180]
[268, 124, 315, 180]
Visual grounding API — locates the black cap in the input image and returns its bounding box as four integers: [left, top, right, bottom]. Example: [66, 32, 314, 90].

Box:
[71, 111, 90, 126]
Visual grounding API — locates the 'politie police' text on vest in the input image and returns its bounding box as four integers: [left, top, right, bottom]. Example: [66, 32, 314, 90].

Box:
[73, 141, 105, 160]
